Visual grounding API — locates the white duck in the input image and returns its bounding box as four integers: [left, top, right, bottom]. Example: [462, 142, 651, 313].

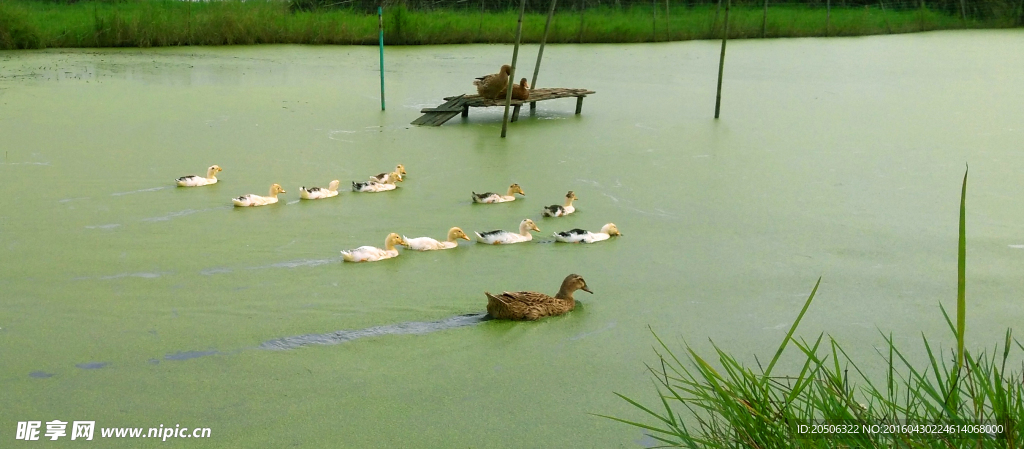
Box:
[300, 180, 340, 200]
[543, 191, 579, 217]
[341, 233, 407, 262]
[369, 164, 407, 183]
[232, 184, 286, 207]
[403, 227, 471, 251]
[554, 223, 622, 243]
[352, 172, 401, 193]
[472, 183, 526, 203]
[475, 219, 540, 245]
[176, 165, 222, 187]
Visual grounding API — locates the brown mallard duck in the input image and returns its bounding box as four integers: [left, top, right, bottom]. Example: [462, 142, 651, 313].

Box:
[485, 274, 593, 321]
[498, 78, 530, 101]
[473, 64, 512, 100]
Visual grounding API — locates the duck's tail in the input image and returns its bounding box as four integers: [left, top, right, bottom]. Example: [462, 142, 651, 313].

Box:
[340, 250, 355, 262]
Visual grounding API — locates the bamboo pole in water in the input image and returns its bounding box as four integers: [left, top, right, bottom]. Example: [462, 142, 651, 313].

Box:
[714, 0, 729, 119]
[501, 0, 528, 138]
[530, 0, 558, 112]
[378, 6, 385, 111]
[762, 0, 768, 38]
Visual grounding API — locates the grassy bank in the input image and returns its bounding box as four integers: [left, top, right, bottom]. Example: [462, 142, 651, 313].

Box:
[603, 170, 1024, 447]
[1, 0, 1019, 50]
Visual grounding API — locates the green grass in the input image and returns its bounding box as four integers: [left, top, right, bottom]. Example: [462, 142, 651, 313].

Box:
[600, 168, 1024, 447]
[0, 0, 1018, 50]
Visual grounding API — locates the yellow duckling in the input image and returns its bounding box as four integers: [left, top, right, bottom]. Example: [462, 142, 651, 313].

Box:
[340, 233, 408, 263]
[473, 64, 511, 100]
[370, 164, 407, 183]
[299, 180, 340, 200]
[472, 183, 526, 204]
[232, 184, 286, 207]
[542, 191, 578, 217]
[474, 219, 540, 244]
[486, 274, 593, 321]
[403, 227, 471, 251]
[176, 165, 222, 187]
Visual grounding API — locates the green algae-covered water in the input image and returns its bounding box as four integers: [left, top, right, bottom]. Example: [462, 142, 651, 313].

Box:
[2, 30, 1023, 447]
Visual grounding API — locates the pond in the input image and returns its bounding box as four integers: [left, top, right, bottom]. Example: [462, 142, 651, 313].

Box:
[1, 30, 1022, 447]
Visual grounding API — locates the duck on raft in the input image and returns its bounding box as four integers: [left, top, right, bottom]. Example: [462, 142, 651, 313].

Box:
[474, 219, 540, 244]
[340, 233, 407, 262]
[498, 78, 530, 101]
[485, 274, 593, 321]
[352, 172, 401, 192]
[369, 164, 407, 183]
[554, 223, 622, 243]
[300, 180, 340, 200]
[543, 191, 578, 217]
[232, 184, 286, 207]
[176, 165, 222, 187]
[473, 64, 511, 100]
[403, 227, 471, 251]
[472, 183, 526, 203]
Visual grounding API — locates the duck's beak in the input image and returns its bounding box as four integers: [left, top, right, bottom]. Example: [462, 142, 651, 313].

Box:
[581, 286, 593, 294]
[461, 235, 471, 241]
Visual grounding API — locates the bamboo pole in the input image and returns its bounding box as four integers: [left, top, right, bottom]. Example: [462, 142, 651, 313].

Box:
[379, 6, 385, 111]
[762, 0, 768, 37]
[530, 0, 558, 111]
[826, 0, 831, 36]
[665, 0, 670, 40]
[501, 0, 528, 138]
[879, 0, 892, 33]
[652, 0, 657, 40]
[714, 0, 729, 119]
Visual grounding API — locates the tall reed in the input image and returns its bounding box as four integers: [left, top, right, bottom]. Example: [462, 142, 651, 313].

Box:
[600, 168, 1024, 447]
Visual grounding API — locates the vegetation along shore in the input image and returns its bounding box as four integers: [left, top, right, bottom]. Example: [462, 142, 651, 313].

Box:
[1, 0, 1022, 50]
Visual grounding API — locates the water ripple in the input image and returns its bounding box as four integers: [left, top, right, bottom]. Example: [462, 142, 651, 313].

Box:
[260, 313, 489, 350]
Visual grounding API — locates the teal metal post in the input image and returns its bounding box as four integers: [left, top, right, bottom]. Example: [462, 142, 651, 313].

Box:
[378, 6, 386, 111]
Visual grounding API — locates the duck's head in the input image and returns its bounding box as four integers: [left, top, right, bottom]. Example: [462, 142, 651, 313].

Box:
[566, 191, 578, 201]
[385, 233, 407, 247]
[519, 78, 529, 88]
[601, 223, 622, 236]
[270, 184, 286, 195]
[448, 227, 471, 241]
[396, 164, 407, 175]
[499, 64, 511, 75]
[510, 183, 526, 196]
[562, 274, 593, 294]
[209, 165, 223, 173]
[521, 218, 540, 233]
[328, 180, 341, 191]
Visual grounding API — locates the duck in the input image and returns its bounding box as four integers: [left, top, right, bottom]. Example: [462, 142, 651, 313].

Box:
[352, 172, 401, 192]
[176, 165, 222, 187]
[472, 183, 526, 203]
[299, 180, 340, 200]
[232, 184, 286, 207]
[473, 64, 512, 100]
[340, 233, 408, 263]
[474, 219, 540, 245]
[498, 78, 531, 101]
[403, 227, 471, 251]
[485, 274, 593, 321]
[370, 164, 407, 183]
[554, 223, 622, 243]
[542, 191, 579, 217]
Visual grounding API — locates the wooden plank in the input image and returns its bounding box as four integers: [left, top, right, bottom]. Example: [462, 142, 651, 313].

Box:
[415, 88, 595, 126]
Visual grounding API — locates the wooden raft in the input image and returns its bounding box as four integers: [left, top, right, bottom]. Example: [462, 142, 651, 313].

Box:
[412, 88, 596, 126]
